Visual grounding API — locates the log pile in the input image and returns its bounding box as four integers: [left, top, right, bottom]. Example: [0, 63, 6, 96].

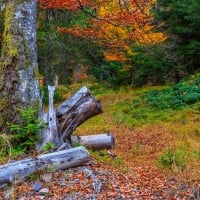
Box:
[0, 86, 115, 188]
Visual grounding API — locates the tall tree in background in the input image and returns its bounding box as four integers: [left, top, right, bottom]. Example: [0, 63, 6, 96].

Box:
[0, 0, 40, 133]
[38, 0, 88, 85]
[37, 8, 98, 85]
[153, 0, 200, 74]
[52, 0, 166, 85]
[124, 0, 200, 86]
[57, 0, 162, 61]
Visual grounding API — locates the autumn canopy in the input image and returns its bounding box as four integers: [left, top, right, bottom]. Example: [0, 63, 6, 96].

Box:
[38, 0, 165, 61]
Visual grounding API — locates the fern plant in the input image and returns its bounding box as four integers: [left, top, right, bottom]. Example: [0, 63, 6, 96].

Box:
[10, 107, 46, 153]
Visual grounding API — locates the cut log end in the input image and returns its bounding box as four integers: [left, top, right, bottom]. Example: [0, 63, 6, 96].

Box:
[71, 133, 115, 150]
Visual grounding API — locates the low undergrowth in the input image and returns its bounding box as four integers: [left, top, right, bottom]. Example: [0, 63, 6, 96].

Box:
[75, 74, 200, 173]
[113, 73, 200, 128]
[89, 149, 128, 173]
[0, 107, 45, 163]
[0, 74, 199, 176]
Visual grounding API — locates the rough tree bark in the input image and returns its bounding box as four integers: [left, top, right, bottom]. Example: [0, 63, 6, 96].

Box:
[57, 86, 103, 141]
[71, 133, 115, 150]
[0, 0, 40, 133]
[37, 86, 103, 151]
[0, 146, 90, 188]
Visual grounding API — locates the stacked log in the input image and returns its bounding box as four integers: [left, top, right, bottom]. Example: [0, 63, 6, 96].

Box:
[0, 86, 115, 188]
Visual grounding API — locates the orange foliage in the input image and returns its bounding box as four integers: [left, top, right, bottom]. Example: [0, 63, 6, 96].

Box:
[38, 0, 94, 10]
[72, 65, 88, 83]
[104, 51, 127, 62]
[38, 0, 166, 61]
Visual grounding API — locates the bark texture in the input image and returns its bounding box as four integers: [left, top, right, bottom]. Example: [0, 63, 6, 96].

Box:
[57, 86, 103, 142]
[37, 86, 103, 151]
[71, 133, 115, 150]
[0, 0, 39, 133]
[37, 86, 62, 151]
[0, 146, 90, 188]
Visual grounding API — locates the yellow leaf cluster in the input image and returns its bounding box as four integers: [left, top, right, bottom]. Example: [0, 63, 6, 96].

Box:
[95, 0, 166, 61]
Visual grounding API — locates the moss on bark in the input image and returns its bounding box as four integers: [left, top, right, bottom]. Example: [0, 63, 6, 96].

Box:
[0, 0, 39, 133]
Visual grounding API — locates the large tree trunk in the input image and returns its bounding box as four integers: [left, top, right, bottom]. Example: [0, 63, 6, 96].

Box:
[0, 0, 40, 133]
[0, 146, 90, 188]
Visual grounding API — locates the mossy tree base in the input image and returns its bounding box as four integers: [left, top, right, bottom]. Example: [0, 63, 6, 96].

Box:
[0, 0, 39, 133]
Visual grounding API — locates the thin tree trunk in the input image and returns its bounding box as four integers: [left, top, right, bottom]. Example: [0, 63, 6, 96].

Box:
[0, 0, 39, 133]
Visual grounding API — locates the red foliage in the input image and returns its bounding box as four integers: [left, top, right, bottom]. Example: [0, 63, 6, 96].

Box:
[38, 0, 161, 61]
[38, 0, 94, 10]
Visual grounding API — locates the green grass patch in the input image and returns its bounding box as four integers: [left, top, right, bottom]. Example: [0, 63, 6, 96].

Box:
[89, 149, 127, 172]
[112, 74, 200, 128]
[89, 83, 115, 96]
[157, 139, 200, 172]
[157, 147, 187, 171]
[73, 114, 109, 135]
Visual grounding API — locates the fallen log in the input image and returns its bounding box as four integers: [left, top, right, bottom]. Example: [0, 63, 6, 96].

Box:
[71, 133, 115, 150]
[0, 146, 90, 189]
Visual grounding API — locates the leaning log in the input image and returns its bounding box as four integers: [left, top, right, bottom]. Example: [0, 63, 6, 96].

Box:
[71, 133, 115, 150]
[0, 146, 90, 189]
[57, 86, 103, 141]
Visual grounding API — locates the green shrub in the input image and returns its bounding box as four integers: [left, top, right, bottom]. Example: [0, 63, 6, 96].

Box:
[113, 74, 200, 127]
[91, 61, 130, 86]
[10, 107, 46, 152]
[157, 148, 187, 171]
[144, 74, 200, 110]
[158, 149, 175, 168]
[142, 73, 200, 110]
[42, 142, 55, 151]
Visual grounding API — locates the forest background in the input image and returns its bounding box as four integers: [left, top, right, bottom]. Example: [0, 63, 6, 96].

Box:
[0, 0, 199, 86]
[0, 0, 200, 198]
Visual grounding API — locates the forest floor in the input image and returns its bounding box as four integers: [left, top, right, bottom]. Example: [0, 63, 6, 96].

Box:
[1, 83, 200, 199]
